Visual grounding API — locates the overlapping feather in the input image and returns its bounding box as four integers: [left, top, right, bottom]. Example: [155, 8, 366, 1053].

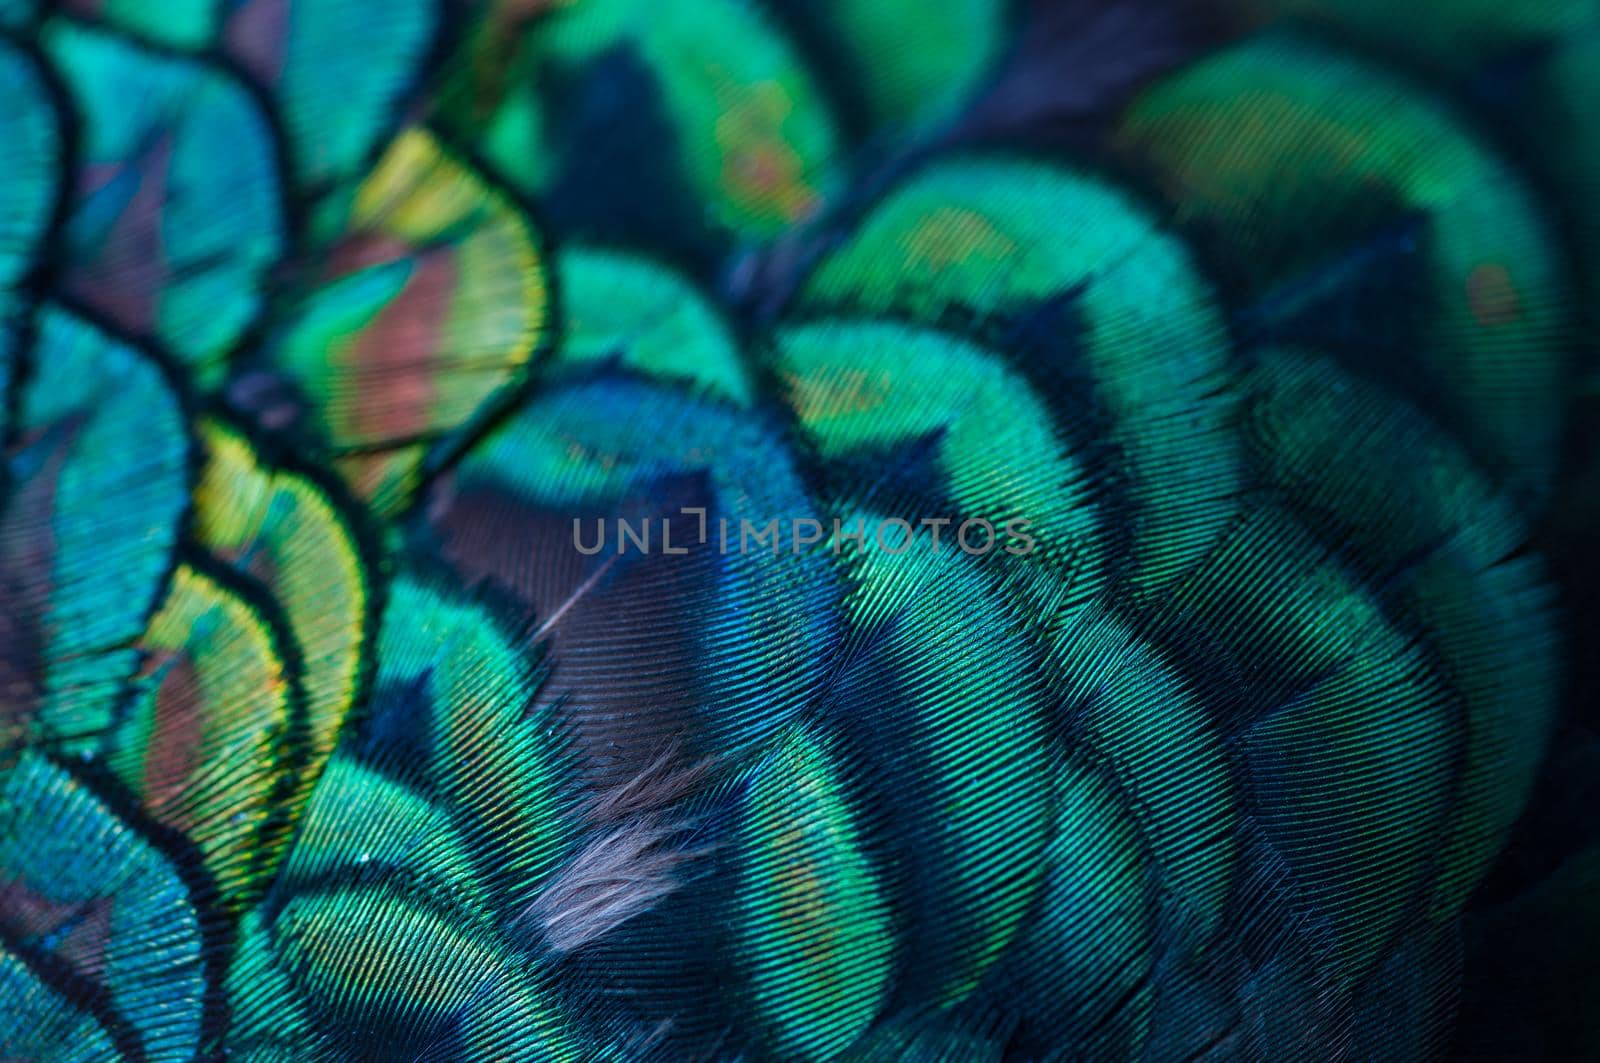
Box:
[0, 0, 1593, 1059]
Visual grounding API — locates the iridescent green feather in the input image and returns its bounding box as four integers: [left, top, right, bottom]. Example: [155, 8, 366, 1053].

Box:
[0, 947, 123, 1062]
[223, 0, 440, 201]
[1112, 31, 1574, 497]
[379, 577, 577, 900]
[468, 0, 841, 256]
[427, 0, 563, 130]
[59, 0, 219, 48]
[278, 755, 485, 913]
[102, 561, 303, 911]
[0, 38, 62, 445]
[732, 725, 896, 1060]
[768, 0, 1013, 130]
[264, 126, 550, 515]
[556, 245, 754, 405]
[43, 18, 285, 386]
[1, 305, 188, 753]
[833, 514, 1057, 1006]
[61, 0, 440, 209]
[0, 754, 206, 1062]
[0, 39, 61, 338]
[226, 573, 585, 1058]
[772, 320, 1106, 599]
[422, 372, 844, 788]
[1515, 28, 1600, 328]
[232, 891, 581, 1060]
[988, 759, 1162, 1058]
[193, 417, 372, 806]
[799, 155, 1240, 593]
[0, 2, 1589, 1058]
[1163, 509, 1460, 981]
[222, 911, 324, 1060]
[1045, 610, 1238, 949]
[1242, 350, 1561, 917]
[1236, 0, 1599, 73]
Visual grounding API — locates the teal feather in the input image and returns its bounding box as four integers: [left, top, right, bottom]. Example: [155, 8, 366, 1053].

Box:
[1110, 30, 1576, 499]
[56, 0, 441, 219]
[453, 0, 843, 262]
[827, 514, 1059, 1008]
[990, 758, 1163, 1058]
[0, 1, 1590, 1058]
[224, 571, 589, 1059]
[223, 0, 441, 209]
[729, 725, 896, 1060]
[1046, 608, 1238, 951]
[421, 370, 846, 788]
[0, 38, 61, 333]
[0, 0, 36, 29]
[1240, 350, 1561, 916]
[0, 754, 207, 1061]
[554, 244, 754, 406]
[43, 18, 286, 386]
[796, 155, 1241, 595]
[1, 305, 189, 753]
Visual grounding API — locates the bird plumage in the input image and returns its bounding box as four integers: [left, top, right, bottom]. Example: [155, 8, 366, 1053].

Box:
[0, 0, 1595, 1059]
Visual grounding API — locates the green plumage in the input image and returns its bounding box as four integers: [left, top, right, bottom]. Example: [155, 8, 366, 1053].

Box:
[0, 39, 59, 350]
[101, 560, 304, 910]
[766, 0, 1012, 130]
[772, 320, 1103, 594]
[0, 754, 207, 1060]
[224, 573, 585, 1058]
[0, 0, 1594, 1059]
[1112, 32, 1574, 496]
[3, 306, 189, 751]
[999, 760, 1162, 1057]
[733, 726, 896, 1060]
[556, 245, 754, 405]
[1241, 351, 1560, 916]
[423, 373, 844, 787]
[799, 156, 1239, 594]
[835, 518, 1057, 1007]
[45, 20, 285, 386]
[467, 0, 842, 258]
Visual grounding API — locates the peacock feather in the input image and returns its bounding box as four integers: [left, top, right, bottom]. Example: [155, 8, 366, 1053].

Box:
[0, 0, 1595, 1059]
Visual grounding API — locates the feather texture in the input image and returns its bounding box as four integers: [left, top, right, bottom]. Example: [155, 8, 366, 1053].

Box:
[0, 0, 1594, 1059]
